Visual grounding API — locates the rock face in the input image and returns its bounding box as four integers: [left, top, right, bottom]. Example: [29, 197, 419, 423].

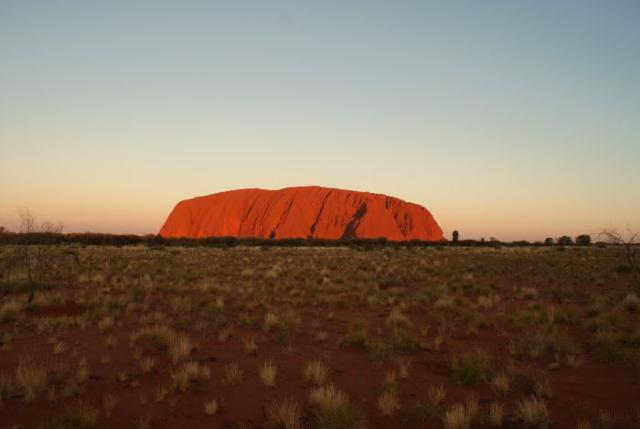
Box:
[159, 186, 443, 241]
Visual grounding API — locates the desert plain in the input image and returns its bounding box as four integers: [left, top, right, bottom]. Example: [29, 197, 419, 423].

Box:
[0, 244, 638, 429]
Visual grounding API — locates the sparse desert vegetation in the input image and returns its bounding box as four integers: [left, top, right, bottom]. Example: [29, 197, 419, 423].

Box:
[0, 244, 639, 428]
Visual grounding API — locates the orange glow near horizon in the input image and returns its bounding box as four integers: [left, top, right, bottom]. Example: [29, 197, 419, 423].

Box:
[1, 2, 638, 241]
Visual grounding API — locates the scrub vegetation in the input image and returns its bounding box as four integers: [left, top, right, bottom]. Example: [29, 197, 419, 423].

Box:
[0, 244, 639, 428]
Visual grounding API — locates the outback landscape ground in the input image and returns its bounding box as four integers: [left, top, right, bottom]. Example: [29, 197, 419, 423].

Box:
[0, 244, 639, 429]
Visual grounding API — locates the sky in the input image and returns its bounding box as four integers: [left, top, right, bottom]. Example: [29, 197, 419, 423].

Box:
[1, 0, 639, 241]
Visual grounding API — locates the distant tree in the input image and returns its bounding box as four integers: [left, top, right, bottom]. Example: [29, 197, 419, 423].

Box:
[575, 234, 591, 246]
[0, 209, 77, 303]
[600, 229, 639, 282]
[0, 226, 5, 234]
[544, 237, 554, 246]
[557, 236, 573, 246]
[452, 230, 459, 243]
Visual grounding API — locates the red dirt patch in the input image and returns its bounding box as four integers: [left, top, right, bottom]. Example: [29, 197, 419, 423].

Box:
[28, 301, 85, 318]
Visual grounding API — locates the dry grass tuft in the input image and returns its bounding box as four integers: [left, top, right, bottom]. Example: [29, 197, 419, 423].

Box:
[170, 361, 210, 391]
[598, 409, 615, 429]
[259, 361, 277, 387]
[575, 418, 591, 429]
[98, 316, 114, 334]
[263, 311, 279, 332]
[308, 384, 365, 428]
[140, 356, 155, 374]
[217, 327, 233, 342]
[309, 384, 349, 409]
[442, 395, 479, 429]
[135, 415, 151, 429]
[417, 383, 447, 419]
[243, 336, 259, 355]
[442, 404, 472, 429]
[223, 361, 244, 386]
[204, 398, 218, 415]
[16, 356, 47, 401]
[102, 394, 118, 418]
[51, 401, 98, 429]
[304, 360, 328, 385]
[168, 334, 192, 363]
[377, 390, 400, 416]
[266, 397, 303, 429]
[395, 357, 412, 379]
[491, 372, 511, 397]
[517, 396, 549, 426]
[53, 341, 66, 355]
[489, 402, 504, 427]
[0, 300, 22, 322]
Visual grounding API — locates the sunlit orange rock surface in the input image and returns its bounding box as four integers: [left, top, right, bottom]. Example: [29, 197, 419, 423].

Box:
[160, 186, 443, 241]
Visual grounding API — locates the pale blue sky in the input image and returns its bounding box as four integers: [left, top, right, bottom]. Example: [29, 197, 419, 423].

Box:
[1, 1, 639, 240]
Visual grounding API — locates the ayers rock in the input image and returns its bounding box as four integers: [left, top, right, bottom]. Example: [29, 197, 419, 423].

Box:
[160, 186, 443, 241]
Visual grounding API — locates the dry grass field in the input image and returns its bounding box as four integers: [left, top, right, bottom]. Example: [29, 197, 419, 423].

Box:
[0, 245, 638, 428]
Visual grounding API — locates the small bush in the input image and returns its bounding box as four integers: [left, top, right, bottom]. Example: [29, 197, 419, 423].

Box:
[451, 349, 491, 385]
[338, 322, 368, 349]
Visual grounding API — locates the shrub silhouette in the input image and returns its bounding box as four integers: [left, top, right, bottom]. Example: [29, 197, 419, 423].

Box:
[575, 234, 591, 246]
[557, 236, 573, 246]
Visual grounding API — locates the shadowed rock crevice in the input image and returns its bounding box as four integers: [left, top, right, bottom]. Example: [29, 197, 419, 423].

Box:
[341, 203, 367, 239]
[310, 190, 333, 236]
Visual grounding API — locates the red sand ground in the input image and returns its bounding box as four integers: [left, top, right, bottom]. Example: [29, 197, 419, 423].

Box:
[1, 246, 638, 429]
[159, 186, 443, 241]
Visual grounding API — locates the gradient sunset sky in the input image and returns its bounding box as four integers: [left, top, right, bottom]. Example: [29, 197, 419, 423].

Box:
[1, 1, 639, 241]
